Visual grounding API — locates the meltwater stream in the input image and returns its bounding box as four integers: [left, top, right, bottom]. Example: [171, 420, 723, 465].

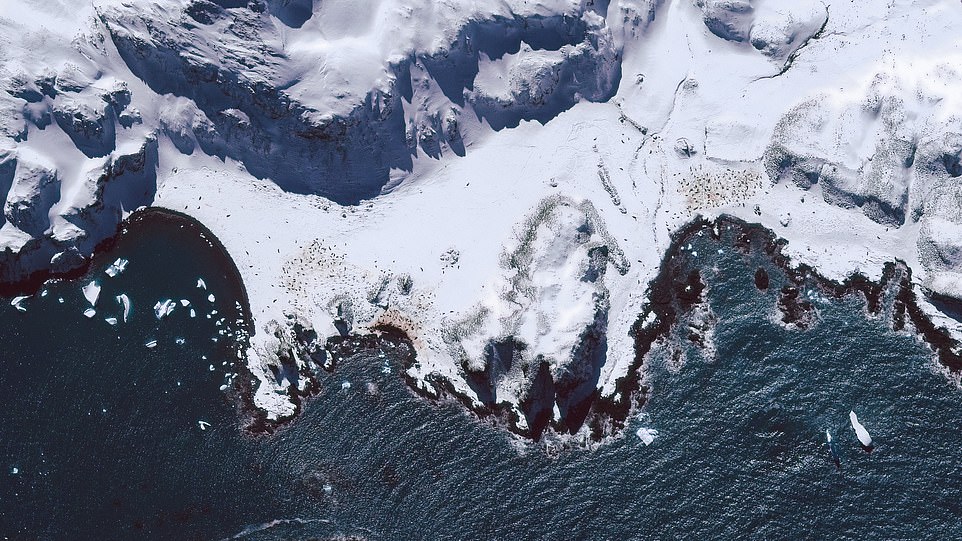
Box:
[1, 212, 962, 540]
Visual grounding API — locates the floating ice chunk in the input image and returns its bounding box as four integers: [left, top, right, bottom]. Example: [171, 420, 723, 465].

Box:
[636, 427, 659, 446]
[341, 381, 351, 390]
[145, 339, 158, 348]
[190, 309, 196, 318]
[104, 258, 129, 277]
[10, 296, 28, 312]
[207, 293, 215, 303]
[197, 420, 211, 431]
[180, 299, 190, 307]
[58, 297, 64, 303]
[849, 411, 873, 450]
[219, 384, 228, 391]
[153, 299, 176, 319]
[209, 364, 215, 371]
[10, 467, 18, 475]
[175, 337, 185, 345]
[116, 294, 131, 322]
[105, 317, 118, 326]
[83, 308, 97, 318]
[82, 281, 101, 306]
[40, 290, 48, 297]
[196, 278, 207, 290]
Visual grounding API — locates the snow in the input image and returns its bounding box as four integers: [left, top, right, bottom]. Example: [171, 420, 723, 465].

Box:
[3, 0, 962, 438]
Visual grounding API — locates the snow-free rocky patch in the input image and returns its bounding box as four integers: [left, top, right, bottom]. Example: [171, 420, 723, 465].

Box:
[5, 0, 962, 445]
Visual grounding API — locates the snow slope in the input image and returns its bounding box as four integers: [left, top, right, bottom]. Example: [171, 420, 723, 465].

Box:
[4, 0, 962, 441]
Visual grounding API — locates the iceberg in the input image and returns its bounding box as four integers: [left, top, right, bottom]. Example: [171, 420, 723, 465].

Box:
[197, 278, 207, 290]
[180, 299, 190, 307]
[207, 293, 215, 303]
[197, 420, 211, 430]
[105, 317, 118, 326]
[83, 307, 96, 318]
[849, 411, 873, 450]
[153, 299, 176, 319]
[145, 339, 158, 348]
[636, 427, 659, 446]
[104, 258, 129, 277]
[82, 281, 101, 306]
[10, 296, 28, 312]
[116, 294, 131, 322]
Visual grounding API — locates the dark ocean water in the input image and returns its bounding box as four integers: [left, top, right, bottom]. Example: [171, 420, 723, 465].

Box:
[1, 214, 961, 540]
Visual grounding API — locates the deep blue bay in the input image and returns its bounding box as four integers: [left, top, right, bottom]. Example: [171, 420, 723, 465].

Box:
[1, 211, 961, 540]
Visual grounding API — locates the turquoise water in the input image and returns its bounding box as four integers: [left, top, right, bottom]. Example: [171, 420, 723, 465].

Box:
[1, 214, 961, 540]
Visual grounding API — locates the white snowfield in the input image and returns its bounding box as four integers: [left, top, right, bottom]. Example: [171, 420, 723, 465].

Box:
[3, 0, 962, 437]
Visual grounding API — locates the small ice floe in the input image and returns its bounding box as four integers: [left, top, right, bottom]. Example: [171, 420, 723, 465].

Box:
[116, 294, 131, 322]
[196, 278, 207, 290]
[82, 281, 101, 306]
[10, 467, 18, 475]
[219, 384, 229, 391]
[10, 296, 28, 312]
[209, 364, 215, 371]
[207, 293, 215, 303]
[826, 429, 841, 469]
[197, 420, 211, 431]
[153, 299, 176, 319]
[341, 381, 351, 390]
[180, 299, 190, 307]
[849, 411, 873, 451]
[636, 427, 659, 446]
[58, 297, 64, 304]
[175, 337, 185, 345]
[41, 289, 48, 297]
[105, 317, 118, 326]
[83, 308, 97, 318]
[190, 309, 196, 318]
[104, 258, 129, 277]
[145, 339, 158, 348]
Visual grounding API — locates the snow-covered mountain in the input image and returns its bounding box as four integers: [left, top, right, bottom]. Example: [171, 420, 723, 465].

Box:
[4, 0, 962, 442]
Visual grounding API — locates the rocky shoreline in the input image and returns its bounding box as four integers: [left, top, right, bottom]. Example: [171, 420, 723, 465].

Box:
[245, 214, 962, 444]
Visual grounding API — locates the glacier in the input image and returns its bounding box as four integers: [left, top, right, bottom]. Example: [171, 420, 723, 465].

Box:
[3, 0, 962, 443]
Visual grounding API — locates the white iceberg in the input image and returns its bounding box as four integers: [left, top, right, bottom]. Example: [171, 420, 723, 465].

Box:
[180, 299, 190, 307]
[196, 278, 207, 290]
[116, 294, 131, 322]
[197, 420, 211, 430]
[190, 309, 196, 318]
[82, 281, 101, 306]
[207, 293, 215, 303]
[10, 296, 28, 312]
[105, 317, 118, 326]
[83, 307, 96, 318]
[341, 381, 351, 390]
[145, 339, 158, 348]
[849, 411, 873, 449]
[104, 258, 129, 277]
[636, 427, 659, 446]
[153, 299, 176, 319]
